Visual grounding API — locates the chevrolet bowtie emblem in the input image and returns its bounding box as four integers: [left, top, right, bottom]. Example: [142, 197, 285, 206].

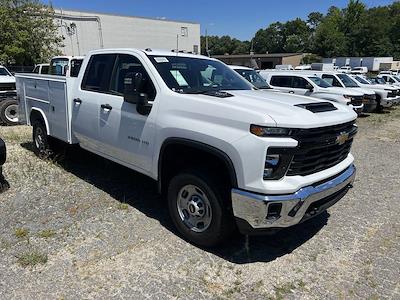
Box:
[336, 132, 349, 145]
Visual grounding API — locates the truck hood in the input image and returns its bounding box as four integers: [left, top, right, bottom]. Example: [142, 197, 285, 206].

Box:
[347, 87, 375, 96]
[322, 86, 363, 96]
[225, 90, 357, 128]
[0, 76, 15, 84]
[364, 84, 397, 91]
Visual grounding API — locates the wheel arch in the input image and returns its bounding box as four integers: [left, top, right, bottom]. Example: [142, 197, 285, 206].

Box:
[29, 108, 50, 135]
[158, 138, 238, 194]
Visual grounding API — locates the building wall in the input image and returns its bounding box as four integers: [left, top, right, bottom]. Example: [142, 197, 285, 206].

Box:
[323, 56, 393, 71]
[54, 9, 201, 56]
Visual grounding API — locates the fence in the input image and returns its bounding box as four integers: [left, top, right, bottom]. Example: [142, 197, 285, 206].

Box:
[5, 66, 34, 74]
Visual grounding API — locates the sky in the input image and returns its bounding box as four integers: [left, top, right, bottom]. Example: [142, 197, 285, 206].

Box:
[44, 0, 395, 40]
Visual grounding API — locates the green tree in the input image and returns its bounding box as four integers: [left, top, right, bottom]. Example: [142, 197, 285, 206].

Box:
[0, 0, 62, 65]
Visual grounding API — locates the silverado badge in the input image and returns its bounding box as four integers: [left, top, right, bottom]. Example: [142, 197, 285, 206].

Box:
[336, 132, 349, 145]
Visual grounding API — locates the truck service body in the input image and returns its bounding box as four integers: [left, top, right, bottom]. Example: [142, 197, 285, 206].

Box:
[16, 49, 357, 246]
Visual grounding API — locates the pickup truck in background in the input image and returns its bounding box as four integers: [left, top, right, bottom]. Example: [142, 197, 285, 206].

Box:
[297, 71, 378, 113]
[32, 64, 50, 75]
[350, 75, 400, 107]
[378, 74, 400, 87]
[259, 71, 365, 114]
[0, 66, 18, 125]
[16, 49, 357, 247]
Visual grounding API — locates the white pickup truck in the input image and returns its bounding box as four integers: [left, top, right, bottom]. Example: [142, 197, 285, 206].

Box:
[16, 49, 357, 247]
[0, 66, 18, 125]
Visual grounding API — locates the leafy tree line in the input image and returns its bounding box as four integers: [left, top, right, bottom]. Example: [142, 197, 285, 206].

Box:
[0, 0, 62, 65]
[201, 0, 400, 59]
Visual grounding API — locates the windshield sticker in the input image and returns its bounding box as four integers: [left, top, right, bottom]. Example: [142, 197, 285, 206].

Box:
[170, 70, 189, 87]
[154, 57, 169, 63]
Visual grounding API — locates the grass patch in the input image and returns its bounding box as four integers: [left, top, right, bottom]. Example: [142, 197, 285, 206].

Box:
[118, 203, 129, 210]
[17, 251, 48, 267]
[15, 228, 29, 238]
[38, 229, 56, 239]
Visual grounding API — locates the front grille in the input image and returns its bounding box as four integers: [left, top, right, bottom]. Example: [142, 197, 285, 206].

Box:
[351, 95, 363, 106]
[0, 83, 16, 91]
[287, 121, 357, 176]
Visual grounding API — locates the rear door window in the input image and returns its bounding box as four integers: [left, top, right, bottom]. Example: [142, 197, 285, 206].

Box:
[270, 76, 292, 87]
[81, 54, 116, 92]
[50, 58, 69, 76]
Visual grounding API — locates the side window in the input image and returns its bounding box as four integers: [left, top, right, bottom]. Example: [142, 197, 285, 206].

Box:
[81, 54, 116, 92]
[50, 58, 69, 76]
[322, 74, 341, 87]
[270, 75, 292, 87]
[33, 66, 39, 73]
[70, 59, 83, 77]
[292, 76, 309, 89]
[41, 66, 49, 74]
[109, 54, 156, 101]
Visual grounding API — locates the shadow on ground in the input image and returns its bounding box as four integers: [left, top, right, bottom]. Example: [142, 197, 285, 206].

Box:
[21, 141, 328, 264]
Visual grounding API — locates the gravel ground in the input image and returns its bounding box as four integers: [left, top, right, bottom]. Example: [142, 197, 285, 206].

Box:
[0, 108, 399, 299]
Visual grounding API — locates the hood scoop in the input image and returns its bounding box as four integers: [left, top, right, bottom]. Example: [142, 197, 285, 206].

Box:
[295, 102, 338, 113]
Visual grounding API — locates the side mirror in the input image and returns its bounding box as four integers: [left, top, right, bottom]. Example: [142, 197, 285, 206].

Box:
[124, 72, 152, 116]
[306, 84, 314, 92]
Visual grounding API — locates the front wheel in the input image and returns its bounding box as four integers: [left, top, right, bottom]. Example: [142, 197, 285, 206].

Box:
[167, 170, 235, 247]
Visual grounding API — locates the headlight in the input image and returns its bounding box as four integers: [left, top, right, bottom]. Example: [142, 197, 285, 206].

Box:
[250, 125, 292, 137]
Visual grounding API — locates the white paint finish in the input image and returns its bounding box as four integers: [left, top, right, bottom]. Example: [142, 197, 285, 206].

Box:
[55, 9, 201, 56]
[17, 49, 358, 196]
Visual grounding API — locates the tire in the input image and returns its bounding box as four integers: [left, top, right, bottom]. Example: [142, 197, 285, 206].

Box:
[0, 99, 19, 126]
[167, 169, 235, 247]
[32, 120, 54, 159]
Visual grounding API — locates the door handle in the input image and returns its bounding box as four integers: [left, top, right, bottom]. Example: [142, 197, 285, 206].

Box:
[73, 98, 82, 104]
[288, 91, 295, 94]
[101, 104, 112, 111]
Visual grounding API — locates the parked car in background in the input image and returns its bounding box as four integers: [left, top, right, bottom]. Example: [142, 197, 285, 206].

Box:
[378, 74, 400, 87]
[49, 56, 84, 77]
[16, 48, 358, 247]
[0, 66, 18, 125]
[351, 67, 368, 74]
[350, 75, 400, 107]
[229, 65, 273, 90]
[259, 70, 365, 114]
[32, 64, 50, 74]
[340, 66, 352, 73]
[0, 137, 9, 192]
[298, 71, 377, 113]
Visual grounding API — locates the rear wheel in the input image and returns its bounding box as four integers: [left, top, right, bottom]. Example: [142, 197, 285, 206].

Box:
[167, 169, 235, 247]
[32, 121, 54, 159]
[0, 99, 19, 126]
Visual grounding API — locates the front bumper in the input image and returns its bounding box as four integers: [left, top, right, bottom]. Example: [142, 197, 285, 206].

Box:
[381, 98, 395, 108]
[232, 164, 356, 234]
[352, 104, 364, 115]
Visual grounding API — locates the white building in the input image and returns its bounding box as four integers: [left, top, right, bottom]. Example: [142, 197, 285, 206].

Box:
[54, 9, 201, 56]
[323, 56, 393, 72]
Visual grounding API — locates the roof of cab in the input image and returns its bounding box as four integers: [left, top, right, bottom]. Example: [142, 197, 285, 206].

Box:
[86, 48, 216, 61]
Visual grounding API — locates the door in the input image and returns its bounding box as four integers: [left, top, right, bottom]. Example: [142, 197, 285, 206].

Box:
[269, 75, 293, 93]
[98, 53, 158, 172]
[290, 76, 314, 96]
[72, 54, 117, 151]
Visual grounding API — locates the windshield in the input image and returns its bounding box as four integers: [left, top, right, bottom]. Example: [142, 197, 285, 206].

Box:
[234, 69, 270, 89]
[337, 74, 359, 87]
[148, 55, 252, 93]
[393, 76, 400, 82]
[354, 76, 370, 84]
[0, 67, 11, 76]
[308, 76, 331, 88]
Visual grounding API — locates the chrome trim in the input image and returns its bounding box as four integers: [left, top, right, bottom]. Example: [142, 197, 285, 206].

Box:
[232, 164, 356, 229]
